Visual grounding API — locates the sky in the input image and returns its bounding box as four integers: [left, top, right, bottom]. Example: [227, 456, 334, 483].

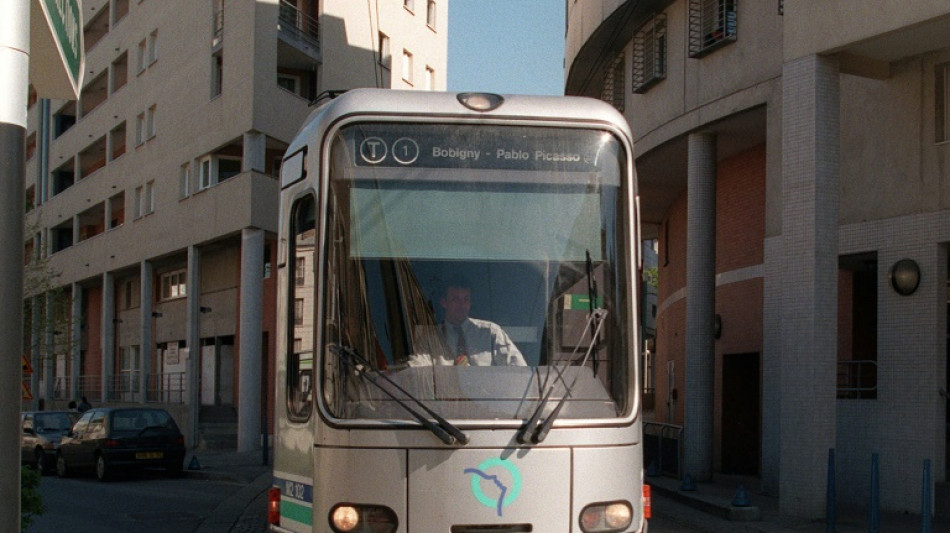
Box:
[447, 0, 566, 96]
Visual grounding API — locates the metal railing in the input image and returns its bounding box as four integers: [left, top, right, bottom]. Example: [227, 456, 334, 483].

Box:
[147, 372, 187, 404]
[107, 371, 141, 402]
[644, 421, 684, 479]
[278, 0, 319, 51]
[837, 360, 878, 399]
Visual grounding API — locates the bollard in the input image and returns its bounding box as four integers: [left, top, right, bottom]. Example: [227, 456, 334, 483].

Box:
[921, 459, 932, 533]
[826, 448, 836, 533]
[680, 473, 697, 491]
[869, 453, 879, 533]
[732, 485, 751, 507]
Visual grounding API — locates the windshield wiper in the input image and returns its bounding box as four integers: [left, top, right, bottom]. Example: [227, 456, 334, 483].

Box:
[517, 308, 607, 444]
[330, 344, 469, 445]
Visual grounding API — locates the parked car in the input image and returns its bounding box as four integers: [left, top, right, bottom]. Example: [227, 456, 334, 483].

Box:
[21, 411, 79, 474]
[56, 407, 186, 481]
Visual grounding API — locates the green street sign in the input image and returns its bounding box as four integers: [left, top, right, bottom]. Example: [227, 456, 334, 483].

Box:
[30, 0, 84, 99]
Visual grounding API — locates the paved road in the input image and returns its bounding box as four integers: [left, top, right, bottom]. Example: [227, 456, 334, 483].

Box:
[26, 470, 253, 533]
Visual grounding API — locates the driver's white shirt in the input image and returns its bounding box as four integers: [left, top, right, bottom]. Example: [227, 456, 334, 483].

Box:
[409, 318, 526, 366]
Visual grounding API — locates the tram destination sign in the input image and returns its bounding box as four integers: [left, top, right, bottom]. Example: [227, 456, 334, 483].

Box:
[346, 123, 617, 173]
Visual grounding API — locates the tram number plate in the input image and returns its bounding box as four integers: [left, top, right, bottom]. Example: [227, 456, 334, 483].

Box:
[136, 452, 163, 459]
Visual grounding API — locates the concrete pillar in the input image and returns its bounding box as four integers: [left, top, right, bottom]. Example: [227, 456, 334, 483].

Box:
[243, 131, 266, 174]
[44, 291, 55, 402]
[140, 261, 154, 403]
[101, 272, 115, 403]
[186, 245, 201, 447]
[684, 131, 717, 482]
[779, 54, 839, 518]
[237, 228, 264, 451]
[71, 283, 82, 401]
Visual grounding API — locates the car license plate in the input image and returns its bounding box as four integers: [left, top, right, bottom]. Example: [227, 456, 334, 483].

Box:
[136, 452, 163, 459]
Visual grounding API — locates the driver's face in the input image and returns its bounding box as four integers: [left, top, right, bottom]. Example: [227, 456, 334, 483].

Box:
[441, 287, 471, 326]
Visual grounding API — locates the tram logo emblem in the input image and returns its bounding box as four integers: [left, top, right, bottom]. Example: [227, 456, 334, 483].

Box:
[464, 458, 522, 516]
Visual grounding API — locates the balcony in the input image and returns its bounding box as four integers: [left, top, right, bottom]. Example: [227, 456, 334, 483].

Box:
[278, 0, 320, 58]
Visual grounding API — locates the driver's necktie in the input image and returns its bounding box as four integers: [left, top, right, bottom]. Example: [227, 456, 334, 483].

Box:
[454, 325, 469, 366]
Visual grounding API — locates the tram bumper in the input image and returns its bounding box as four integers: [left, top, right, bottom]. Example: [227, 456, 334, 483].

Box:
[314, 445, 644, 532]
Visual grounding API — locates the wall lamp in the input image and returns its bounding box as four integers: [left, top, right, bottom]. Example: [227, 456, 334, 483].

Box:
[200, 306, 212, 314]
[888, 258, 920, 296]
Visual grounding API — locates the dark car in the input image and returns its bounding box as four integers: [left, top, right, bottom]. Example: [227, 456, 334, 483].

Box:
[56, 407, 186, 481]
[21, 411, 79, 474]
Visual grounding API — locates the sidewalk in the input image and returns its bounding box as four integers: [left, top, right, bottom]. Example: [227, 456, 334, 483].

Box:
[184, 448, 272, 533]
[648, 473, 948, 532]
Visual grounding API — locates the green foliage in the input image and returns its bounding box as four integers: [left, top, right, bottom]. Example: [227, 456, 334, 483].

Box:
[643, 266, 658, 289]
[21, 466, 45, 531]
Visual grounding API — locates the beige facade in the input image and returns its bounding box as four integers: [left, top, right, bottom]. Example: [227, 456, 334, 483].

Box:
[23, 0, 447, 452]
[567, 0, 949, 519]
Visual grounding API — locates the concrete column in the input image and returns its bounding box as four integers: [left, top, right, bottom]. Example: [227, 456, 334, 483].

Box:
[238, 228, 264, 451]
[684, 131, 717, 482]
[779, 54, 839, 518]
[243, 131, 266, 174]
[44, 291, 55, 402]
[186, 245, 201, 447]
[30, 295, 41, 410]
[71, 283, 82, 400]
[140, 261, 154, 403]
[101, 272, 115, 403]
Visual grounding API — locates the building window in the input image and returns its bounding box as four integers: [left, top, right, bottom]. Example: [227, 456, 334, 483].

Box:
[144, 180, 155, 215]
[160, 269, 187, 300]
[146, 104, 156, 140]
[425, 66, 435, 90]
[937, 62, 950, 144]
[147, 29, 158, 65]
[404, 0, 414, 13]
[633, 14, 667, 93]
[295, 257, 306, 286]
[135, 112, 145, 145]
[294, 298, 304, 325]
[213, 0, 224, 47]
[601, 53, 625, 112]
[198, 154, 242, 190]
[133, 185, 143, 218]
[179, 162, 191, 199]
[837, 253, 877, 399]
[402, 49, 413, 84]
[427, 0, 437, 28]
[378, 32, 391, 69]
[136, 38, 147, 73]
[688, 0, 737, 58]
[211, 50, 223, 98]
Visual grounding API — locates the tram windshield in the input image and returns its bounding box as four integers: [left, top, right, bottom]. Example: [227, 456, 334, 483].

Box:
[296, 122, 634, 425]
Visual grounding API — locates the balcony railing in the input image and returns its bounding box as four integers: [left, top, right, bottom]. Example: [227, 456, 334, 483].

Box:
[837, 360, 877, 399]
[148, 372, 187, 404]
[278, 0, 320, 51]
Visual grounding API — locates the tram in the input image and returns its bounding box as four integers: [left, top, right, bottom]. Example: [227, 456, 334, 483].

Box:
[269, 89, 648, 533]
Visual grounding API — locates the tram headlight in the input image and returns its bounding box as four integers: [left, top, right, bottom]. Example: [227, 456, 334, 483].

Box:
[329, 503, 398, 533]
[579, 500, 633, 532]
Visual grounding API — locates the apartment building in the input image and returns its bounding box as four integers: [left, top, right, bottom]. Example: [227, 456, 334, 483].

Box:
[566, 0, 950, 518]
[23, 0, 447, 452]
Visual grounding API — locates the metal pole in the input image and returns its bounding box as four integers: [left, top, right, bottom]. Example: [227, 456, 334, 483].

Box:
[0, 1, 30, 530]
[826, 448, 836, 533]
[869, 453, 879, 533]
[921, 459, 932, 533]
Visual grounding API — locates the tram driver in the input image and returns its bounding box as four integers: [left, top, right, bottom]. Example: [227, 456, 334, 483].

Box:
[408, 276, 526, 367]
